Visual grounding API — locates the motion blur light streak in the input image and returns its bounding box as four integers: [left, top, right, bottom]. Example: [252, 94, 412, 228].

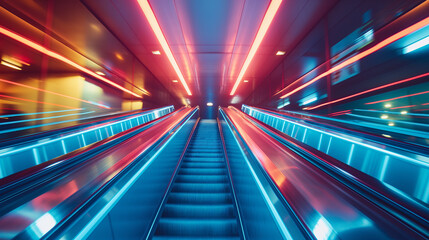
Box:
[280, 16, 429, 99]
[276, 51, 286, 56]
[390, 105, 417, 110]
[230, 0, 283, 95]
[0, 79, 111, 109]
[136, 0, 192, 96]
[0, 60, 22, 70]
[0, 109, 81, 118]
[301, 97, 318, 106]
[329, 110, 351, 116]
[0, 26, 146, 98]
[0, 111, 94, 125]
[365, 90, 429, 105]
[303, 72, 429, 110]
[277, 100, 290, 109]
[0, 94, 77, 109]
[403, 35, 429, 54]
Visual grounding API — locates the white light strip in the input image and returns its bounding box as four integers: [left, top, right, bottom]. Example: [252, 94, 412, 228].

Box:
[403, 35, 429, 54]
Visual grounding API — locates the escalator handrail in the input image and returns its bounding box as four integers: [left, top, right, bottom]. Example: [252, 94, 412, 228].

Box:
[43, 107, 198, 240]
[239, 107, 429, 237]
[1, 107, 197, 239]
[217, 118, 247, 240]
[0, 107, 181, 202]
[243, 105, 429, 155]
[222, 106, 426, 239]
[220, 107, 312, 240]
[0, 105, 173, 148]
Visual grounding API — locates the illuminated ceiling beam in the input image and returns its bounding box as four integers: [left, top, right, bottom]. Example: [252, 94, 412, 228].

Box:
[230, 0, 282, 96]
[0, 26, 147, 98]
[137, 0, 192, 96]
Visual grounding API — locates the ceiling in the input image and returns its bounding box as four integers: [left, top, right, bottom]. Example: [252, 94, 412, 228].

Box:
[82, 0, 338, 106]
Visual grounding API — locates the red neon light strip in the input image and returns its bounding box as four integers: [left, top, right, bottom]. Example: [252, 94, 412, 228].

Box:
[330, 112, 351, 117]
[390, 105, 417, 109]
[0, 94, 76, 109]
[420, 102, 429, 105]
[0, 26, 147, 98]
[328, 110, 351, 116]
[0, 79, 110, 109]
[303, 72, 429, 110]
[136, 0, 192, 96]
[365, 90, 429, 104]
[280, 16, 429, 99]
[413, 108, 429, 112]
[230, 0, 282, 95]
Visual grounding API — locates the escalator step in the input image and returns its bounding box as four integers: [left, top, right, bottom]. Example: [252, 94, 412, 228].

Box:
[153, 122, 240, 239]
[155, 218, 239, 237]
[175, 174, 228, 183]
[171, 183, 229, 193]
[167, 192, 233, 204]
[152, 236, 240, 240]
[184, 157, 224, 162]
[179, 168, 226, 175]
[181, 162, 225, 168]
[162, 204, 235, 219]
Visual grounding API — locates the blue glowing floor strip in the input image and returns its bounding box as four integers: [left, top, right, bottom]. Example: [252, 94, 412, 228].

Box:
[221, 110, 293, 240]
[244, 107, 429, 166]
[75, 109, 196, 240]
[0, 111, 95, 125]
[0, 109, 82, 118]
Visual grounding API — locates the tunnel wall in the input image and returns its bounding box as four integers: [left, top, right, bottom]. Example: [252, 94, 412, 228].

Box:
[245, 0, 428, 115]
[0, 0, 179, 135]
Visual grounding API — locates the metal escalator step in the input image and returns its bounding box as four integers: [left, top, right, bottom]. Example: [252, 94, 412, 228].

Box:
[162, 204, 235, 219]
[152, 236, 240, 240]
[167, 192, 233, 204]
[179, 167, 226, 175]
[175, 174, 228, 183]
[171, 182, 230, 193]
[186, 152, 223, 158]
[155, 218, 239, 237]
[181, 162, 225, 168]
[184, 157, 224, 162]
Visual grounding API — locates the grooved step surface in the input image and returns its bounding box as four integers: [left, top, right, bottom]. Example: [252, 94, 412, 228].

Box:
[153, 120, 240, 238]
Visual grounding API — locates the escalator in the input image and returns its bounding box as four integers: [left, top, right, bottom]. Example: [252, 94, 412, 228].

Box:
[152, 119, 242, 239]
